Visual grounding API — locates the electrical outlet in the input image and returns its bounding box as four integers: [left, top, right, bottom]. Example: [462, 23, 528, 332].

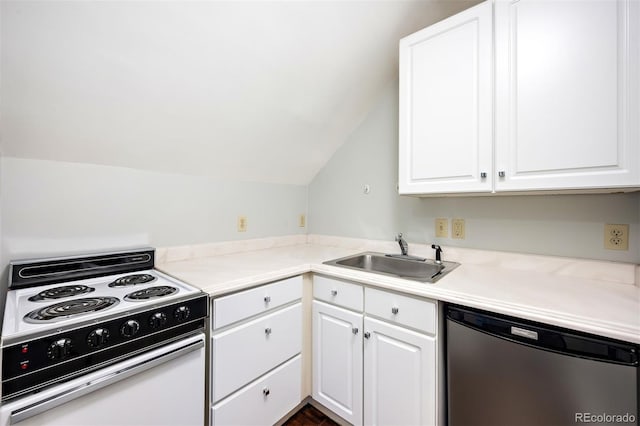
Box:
[299, 214, 306, 228]
[237, 216, 247, 232]
[452, 218, 465, 239]
[435, 218, 448, 238]
[604, 224, 628, 250]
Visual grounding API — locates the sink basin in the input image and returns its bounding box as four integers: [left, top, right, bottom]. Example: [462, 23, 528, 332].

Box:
[323, 252, 460, 283]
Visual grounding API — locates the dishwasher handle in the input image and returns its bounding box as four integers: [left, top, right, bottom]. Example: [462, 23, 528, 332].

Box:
[446, 305, 638, 366]
[9, 339, 204, 424]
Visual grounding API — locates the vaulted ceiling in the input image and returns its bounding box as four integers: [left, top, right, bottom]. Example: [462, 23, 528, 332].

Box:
[1, 0, 477, 185]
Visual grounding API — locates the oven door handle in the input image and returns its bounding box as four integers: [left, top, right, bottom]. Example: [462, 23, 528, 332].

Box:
[9, 338, 204, 424]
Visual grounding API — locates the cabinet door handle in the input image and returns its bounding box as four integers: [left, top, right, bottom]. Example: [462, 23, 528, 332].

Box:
[264, 296, 271, 303]
[330, 290, 338, 296]
[498, 171, 506, 177]
[352, 327, 359, 335]
[265, 328, 272, 335]
[263, 387, 270, 396]
[480, 172, 487, 179]
[364, 332, 371, 339]
[391, 307, 399, 315]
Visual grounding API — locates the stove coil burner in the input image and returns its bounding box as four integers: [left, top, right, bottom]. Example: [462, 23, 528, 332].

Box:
[28, 285, 95, 302]
[108, 273, 157, 287]
[24, 297, 120, 323]
[125, 286, 178, 301]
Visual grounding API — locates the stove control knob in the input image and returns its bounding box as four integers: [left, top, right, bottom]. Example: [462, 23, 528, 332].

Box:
[47, 338, 72, 361]
[174, 306, 191, 321]
[149, 312, 167, 329]
[87, 328, 110, 348]
[120, 319, 140, 338]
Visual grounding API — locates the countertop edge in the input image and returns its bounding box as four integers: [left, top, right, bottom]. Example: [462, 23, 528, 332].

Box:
[175, 265, 312, 297]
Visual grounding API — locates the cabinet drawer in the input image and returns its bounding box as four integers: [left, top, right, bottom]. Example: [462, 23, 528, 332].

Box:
[364, 287, 436, 334]
[211, 303, 302, 402]
[313, 275, 363, 311]
[213, 275, 302, 329]
[211, 355, 302, 426]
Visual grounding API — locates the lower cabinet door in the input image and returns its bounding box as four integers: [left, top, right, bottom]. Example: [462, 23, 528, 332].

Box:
[211, 355, 302, 426]
[312, 300, 363, 425]
[364, 317, 436, 426]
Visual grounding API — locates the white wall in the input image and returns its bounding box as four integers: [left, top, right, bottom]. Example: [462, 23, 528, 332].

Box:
[308, 82, 640, 264]
[1, 157, 307, 263]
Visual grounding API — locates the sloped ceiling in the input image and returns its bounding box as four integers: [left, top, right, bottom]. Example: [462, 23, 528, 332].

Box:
[1, 0, 477, 185]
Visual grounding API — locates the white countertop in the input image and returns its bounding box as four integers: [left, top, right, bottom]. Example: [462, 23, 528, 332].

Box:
[156, 235, 640, 344]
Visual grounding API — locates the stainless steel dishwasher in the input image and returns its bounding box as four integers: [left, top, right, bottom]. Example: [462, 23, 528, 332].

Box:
[446, 305, 639, 426]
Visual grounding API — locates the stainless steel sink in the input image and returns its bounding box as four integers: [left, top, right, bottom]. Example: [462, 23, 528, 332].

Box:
[323, 252, 460, 283]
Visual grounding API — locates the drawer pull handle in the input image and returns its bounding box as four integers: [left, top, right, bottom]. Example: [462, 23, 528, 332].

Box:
[331, 290, 338, 296]
[364, 332, 371, 339]
[265, 328, 272, 335]
[352, 327, 359, 335]
[391, 307, 399, 315]
[264, 296, 271, 303]
[263, 387, 270, 396]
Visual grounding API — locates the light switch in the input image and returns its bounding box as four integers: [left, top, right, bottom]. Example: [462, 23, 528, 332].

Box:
[435, 218, 448, 238]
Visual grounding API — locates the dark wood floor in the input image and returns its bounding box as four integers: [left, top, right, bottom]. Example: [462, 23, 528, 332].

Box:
[283, 404, 339, 426]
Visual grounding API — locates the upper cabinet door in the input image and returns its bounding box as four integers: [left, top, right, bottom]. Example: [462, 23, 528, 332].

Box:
[495, 0, 640, 191]
[399, 1, 493, 195]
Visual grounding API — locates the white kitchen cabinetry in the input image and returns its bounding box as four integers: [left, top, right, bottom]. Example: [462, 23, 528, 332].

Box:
[494, 0, 639, 191]
[212, 356, 302, 426]
[312, 301, 363, 425]
[399, 0, 640, 195]
[210, 276, 303, 426]
[399, 1, 493, 194]
[312, 276, 440, 425]
[364, 317, 436, 426]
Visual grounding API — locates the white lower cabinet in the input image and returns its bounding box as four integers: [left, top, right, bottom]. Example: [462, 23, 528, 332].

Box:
[211, 303, 302, 402]
[364, 317, 436, 426]
[312, 276, 440, 425]
[212, 355, 302, 426]
[210, 277, 303, 426]
[312, 300, 363, 425]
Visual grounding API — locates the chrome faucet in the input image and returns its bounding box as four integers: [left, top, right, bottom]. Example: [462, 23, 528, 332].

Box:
[396, 233, 409, 256]
[386, 233, 426, 261]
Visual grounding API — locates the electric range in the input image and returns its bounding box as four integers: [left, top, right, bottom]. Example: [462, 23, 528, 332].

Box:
[1, 248, 208, 402]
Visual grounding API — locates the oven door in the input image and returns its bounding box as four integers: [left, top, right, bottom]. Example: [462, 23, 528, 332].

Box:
[0, 333, 205, 426]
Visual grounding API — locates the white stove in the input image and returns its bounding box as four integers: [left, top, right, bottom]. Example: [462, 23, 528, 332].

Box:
[0, 249, 208, 405]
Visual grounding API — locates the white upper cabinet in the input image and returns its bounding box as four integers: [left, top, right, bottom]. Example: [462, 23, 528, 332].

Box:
[399, 1, 493, 194]
[495, 0, 639, 191]
[399, 0, 640, 195]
